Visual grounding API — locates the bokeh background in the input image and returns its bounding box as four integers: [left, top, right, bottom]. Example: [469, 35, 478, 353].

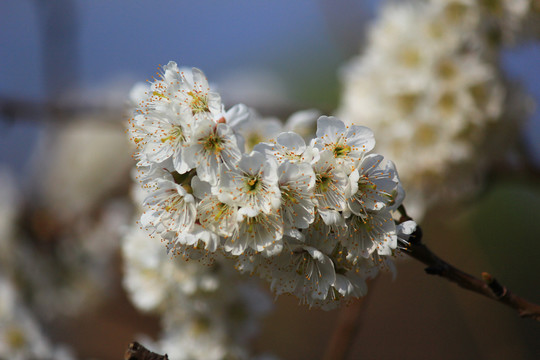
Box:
[1, 1, 540, 359]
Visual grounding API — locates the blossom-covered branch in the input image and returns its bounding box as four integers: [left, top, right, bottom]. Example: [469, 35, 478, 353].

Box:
[127, 62, 412, 311]
[125, 57, 539, 359]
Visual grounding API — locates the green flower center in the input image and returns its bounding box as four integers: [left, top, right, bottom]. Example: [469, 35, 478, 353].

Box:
[316, 172, 333, 193]
[295, 252, 311, 276]
[203, 133, 224, 154]
[357, 177, 377, 193]
[188, 91, 209, 114]
[161, 125, 184, 144]
[246, 176, 261, 193]
[333, 144, 351, 158]
[281, 187, 299, 205]
[246, 133, 263, 152]
[213, 202, 230, 222]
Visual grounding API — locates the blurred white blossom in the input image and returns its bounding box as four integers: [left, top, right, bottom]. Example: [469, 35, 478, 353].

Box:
[123, 211, 273, 360]
[0, 275, 74, 360]
[335, 0, 533, 218]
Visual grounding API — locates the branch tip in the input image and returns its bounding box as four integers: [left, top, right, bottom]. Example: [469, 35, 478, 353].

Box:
[481, 272, 493, 283]
[124, 342, 168, 360]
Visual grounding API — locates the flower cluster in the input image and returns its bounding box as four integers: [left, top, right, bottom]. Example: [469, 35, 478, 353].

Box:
[336, 0, 531, 219]
[128, 62, 411, 308]
[0, 275, 74, 360]
[0, 172, 74, 360]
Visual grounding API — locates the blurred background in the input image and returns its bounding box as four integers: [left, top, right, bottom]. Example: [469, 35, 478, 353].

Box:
[1, 1, 539, 359]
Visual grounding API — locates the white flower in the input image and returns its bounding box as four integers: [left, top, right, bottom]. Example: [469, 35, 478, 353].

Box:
[197, 195, 239, 238]
[133, 161, 173, 190]
[131, 106, 193, 174]
[342, 209, 397, 259]
[141, 178, 197, 236]
[333, 272, 368, 299]
[277, 161, 316, 236]
[235, 111, 283, 152]
[127, 60, 417, 310]
[191, 165, 239, 239]
[314, 116, 375, 173]
[166, 224, 221, 253]
[302, 214, 344, 254]
[254, 131, 319, 164]
[177, 67, 223, 119]
[150, 61, 183, 98]
[122, 226, 170, 311]
[312, 150, 350, 224]
[223, 103, 251, 130]
[182, 119, 243, 185]
[218, 151, 281, 215]
[270, 245, 337, 306]
[234, 248, 270, 277]
[396, 220, 418, 250]
[122, 218, 273, 359]
[0, 276, 74, 360]
[312, 271, 368, 310]
[224, 208, 283, 257]
[348, 154, 399, 214]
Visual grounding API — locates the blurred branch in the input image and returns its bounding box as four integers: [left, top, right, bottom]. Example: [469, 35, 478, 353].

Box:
[124, 342, 168, 360]
[322, 279, 377, 360]
[0, 96, 127, 124]
[398, 205, 540, 321]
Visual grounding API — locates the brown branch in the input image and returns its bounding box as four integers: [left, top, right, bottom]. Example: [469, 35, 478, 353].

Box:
[398, 206, 540, 321]
[124, 342, 168, 360]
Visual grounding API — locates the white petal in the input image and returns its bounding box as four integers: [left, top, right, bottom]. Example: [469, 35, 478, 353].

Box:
[276, 132, 306, 154]
[316, 116, 346, 143]
[225, 103, 251, 129]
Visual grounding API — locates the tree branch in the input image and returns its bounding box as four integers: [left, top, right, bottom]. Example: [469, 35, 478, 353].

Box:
[324, 207, 540, 360]
[398, 207, 540, 321]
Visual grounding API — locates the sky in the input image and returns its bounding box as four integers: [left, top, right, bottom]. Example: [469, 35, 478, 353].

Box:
[0, 1, 347, 97]
[0, 0, 539, 174]
[0, 0, 354, 174]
